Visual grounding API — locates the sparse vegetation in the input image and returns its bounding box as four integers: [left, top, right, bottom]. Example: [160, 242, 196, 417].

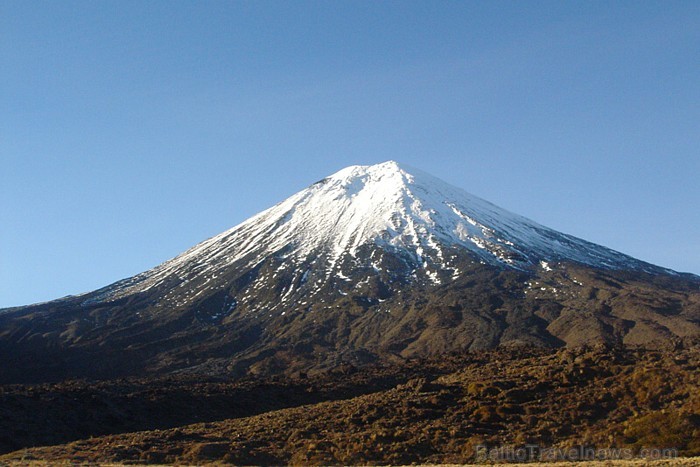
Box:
[1, 341, 698, 465]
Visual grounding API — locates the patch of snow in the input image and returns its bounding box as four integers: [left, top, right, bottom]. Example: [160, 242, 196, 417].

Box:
[426, 269, 441, 284]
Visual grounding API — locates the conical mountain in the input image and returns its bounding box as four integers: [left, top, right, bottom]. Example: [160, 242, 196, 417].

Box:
[1, 161, 698, 383]
[84, 161, 674, 305]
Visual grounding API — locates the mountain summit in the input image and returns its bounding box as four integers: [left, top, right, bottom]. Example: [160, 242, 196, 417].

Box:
[1, 161, 698, 383]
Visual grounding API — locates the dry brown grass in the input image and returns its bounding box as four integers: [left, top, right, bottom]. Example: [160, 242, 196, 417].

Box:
[1, 343, 698, 466]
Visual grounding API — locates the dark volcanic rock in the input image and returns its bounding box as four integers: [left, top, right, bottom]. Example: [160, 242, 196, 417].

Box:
[1, 162, 698, 383]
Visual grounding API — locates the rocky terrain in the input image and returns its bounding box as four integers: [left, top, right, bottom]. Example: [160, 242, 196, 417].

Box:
[1, 261, 698, 385]
[1, 341, 698, 465]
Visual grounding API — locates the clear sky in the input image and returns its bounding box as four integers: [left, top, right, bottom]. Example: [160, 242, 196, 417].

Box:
[2, 1, 699, 308]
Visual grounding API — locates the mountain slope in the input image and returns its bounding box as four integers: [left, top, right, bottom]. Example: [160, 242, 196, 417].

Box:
[1, 161, 698, 383]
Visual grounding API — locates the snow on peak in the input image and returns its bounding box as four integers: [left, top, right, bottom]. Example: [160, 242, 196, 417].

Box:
[94, 161, 662, 302]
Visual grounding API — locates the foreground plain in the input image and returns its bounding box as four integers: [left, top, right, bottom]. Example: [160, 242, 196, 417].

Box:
[1, 341, 698, 465]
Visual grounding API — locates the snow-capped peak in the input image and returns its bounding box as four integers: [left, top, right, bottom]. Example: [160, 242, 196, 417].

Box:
[91, 161, 666, 303]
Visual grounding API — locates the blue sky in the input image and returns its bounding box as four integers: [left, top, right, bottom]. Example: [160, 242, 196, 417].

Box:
[2, 1, 699, 307]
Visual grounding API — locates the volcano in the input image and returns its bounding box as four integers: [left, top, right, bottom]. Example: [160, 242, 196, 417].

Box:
[1, 161, 698, 383]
